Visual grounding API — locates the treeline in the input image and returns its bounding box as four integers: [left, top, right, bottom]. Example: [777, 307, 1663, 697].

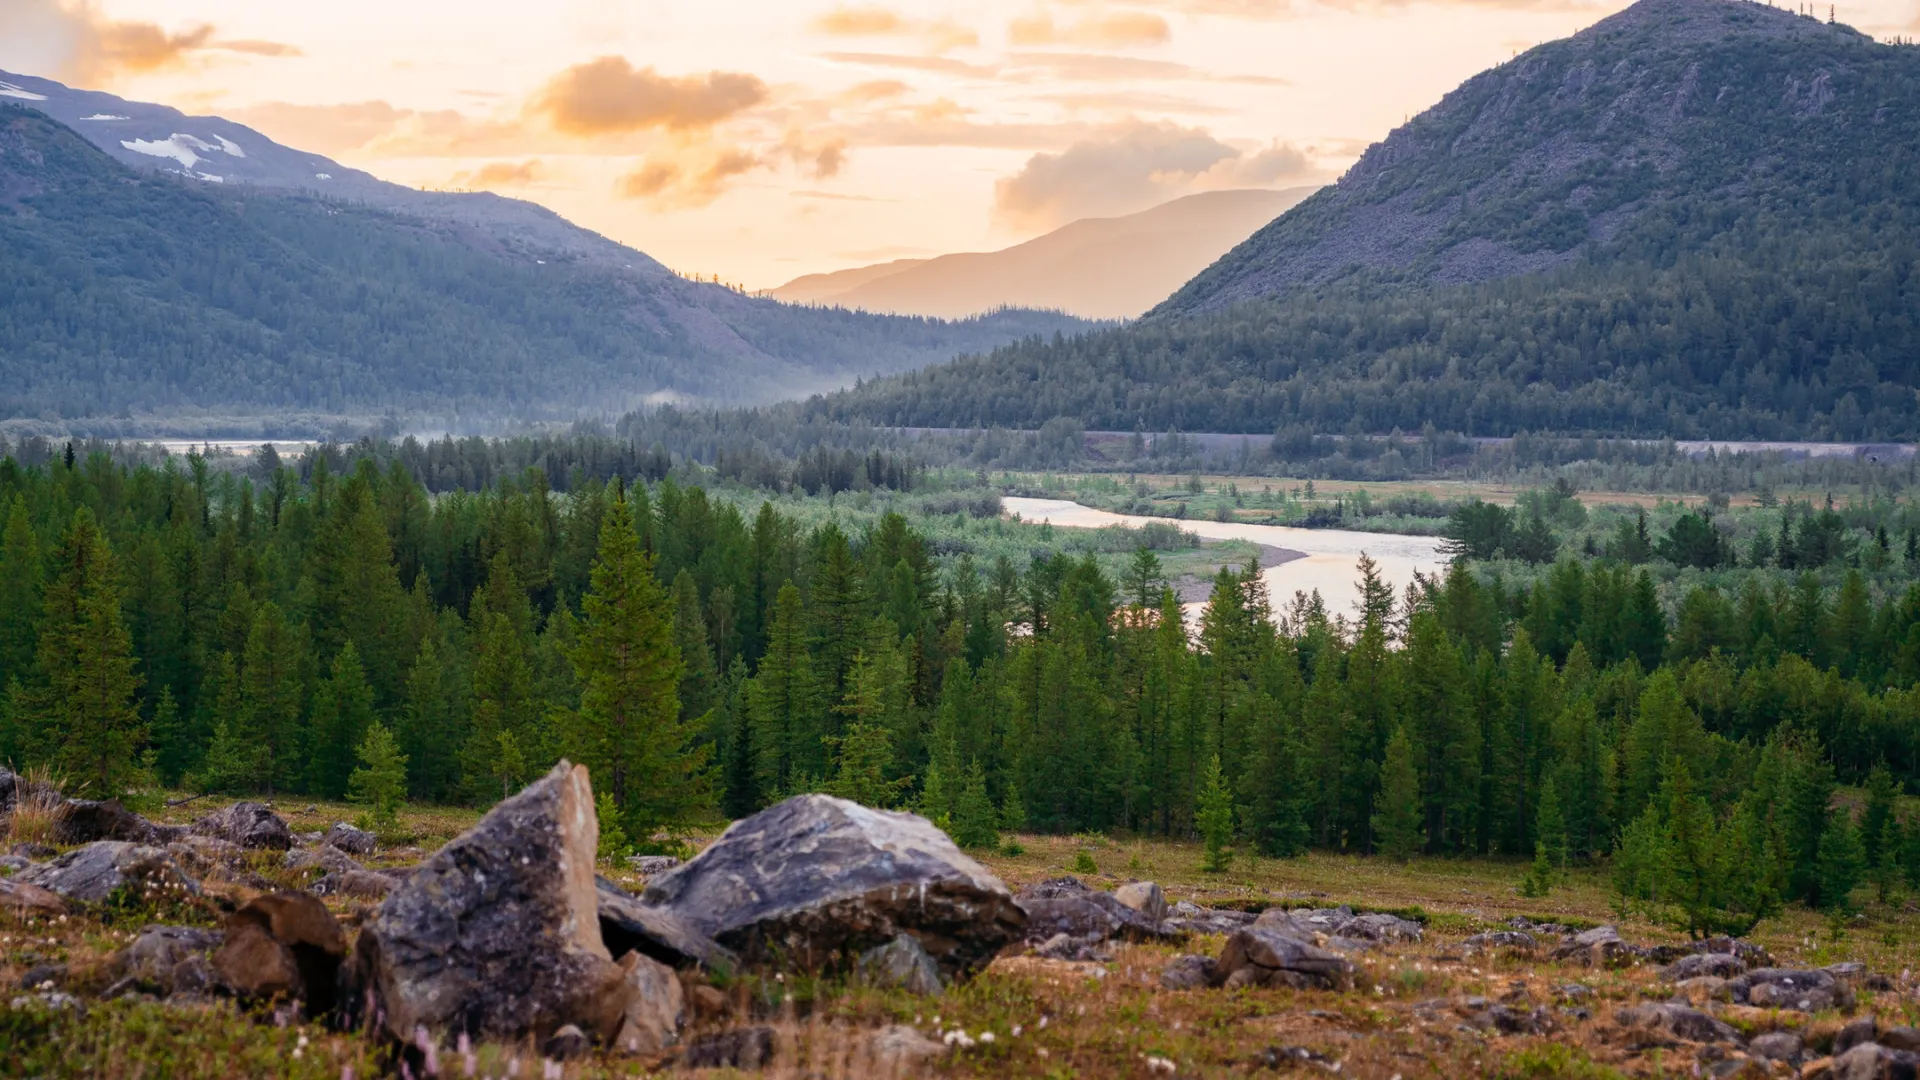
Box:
[5, 450, 1920, 922]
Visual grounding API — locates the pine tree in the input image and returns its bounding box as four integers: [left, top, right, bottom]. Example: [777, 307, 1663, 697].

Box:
[37, 509, 146, 797]
[149, 687, 188, 786]
[1815, 812, 1866, 914]
[951, 760, 1000, 849]
[398, 634, 459, 801]
[1862, 765, 1901, 902]
[748, 582, 823, 801]
[558, 485, 711, 841]
[1197, 754, 1235, 873]
[672, 570, 718, 724]
[347, 720, 409, 829]
[238, 602, 308, 794]
[1372, 727, 1423, 862]
[0, 495, 42, 691]
[308, 641, 378, 798]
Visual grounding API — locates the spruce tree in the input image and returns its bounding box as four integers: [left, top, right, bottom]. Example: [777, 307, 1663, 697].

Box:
[1815, 812, 1866, 914]
[672, 570, 718, 725]
[558, 485, 711, 841]
[0, 495, 42, 691]
[1862, 766, 1901, 902]
[1372, 727, 1423, 862]
[748, 582, 822, 800]
[37, 509, 146, 797]
[347, 720, 409, 829]
[1197, 754, 1235, 873]
[239, 602, 307, 794]
[308, 641, 378, 799]
[951, 761, 1000, 850]
[398, 634, 459, 801]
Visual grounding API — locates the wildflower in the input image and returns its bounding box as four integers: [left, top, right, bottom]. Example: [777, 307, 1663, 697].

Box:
[980, 1031, 996, 1044]
[1011, 1025, 1023, 1037]
[1145, 1055, 1177, 1075]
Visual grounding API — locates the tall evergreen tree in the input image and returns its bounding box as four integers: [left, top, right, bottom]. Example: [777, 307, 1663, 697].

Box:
[1373, 726, 1423, 862]
[36, 509, 145, 797]
[238, 602, 307, 794]
[307, 641, 378, 798]
[0, 496, 44, 694]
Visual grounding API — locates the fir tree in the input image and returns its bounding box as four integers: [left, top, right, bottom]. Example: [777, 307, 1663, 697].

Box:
[398, 634, 459, 801]
[1815, 812, 1866, 914]
[1197, 753, 1235, 873]
[308, 641, 378, 799]
[748, 582, 823, 801]
[1372, 727, 1423, 862]
[347, 720, 409, 829]
[672, 570, 718, 724]
[558, 485, 711, 840]
[239, 602, 307, 795]
[38, 509, 146, 797]
[0, 495, 42, 691]
[951, 760, 1000, 850]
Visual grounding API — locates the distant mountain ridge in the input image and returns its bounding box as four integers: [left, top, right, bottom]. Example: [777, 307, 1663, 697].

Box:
[771, 188, 1320, 320]
[802, 0, 1920, 441]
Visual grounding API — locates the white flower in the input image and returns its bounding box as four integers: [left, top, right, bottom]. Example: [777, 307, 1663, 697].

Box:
[980, 1031, 996, 1044]
[1146, 1055, 1177, 1075]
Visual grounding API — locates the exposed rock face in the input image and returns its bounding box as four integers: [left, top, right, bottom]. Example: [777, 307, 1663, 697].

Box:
[192, 802, 293, 850]
[1113, 882, 1167, 923]
[1215, 926, 1355, 990]
[51, 799, 181, 846]
[610, 952, 685, 1056]
[353, 761, 628, 1044]
[1017, 877, 1172, 944]
[322, 822, 376, 856]
[109, 926, 219, 998]
[14, 841, 199, 904]
[596, 877, 731, 971]
[643, 795, 1025, 981]
[213, 892, 348, 1013]
[857, 934, 944, 996]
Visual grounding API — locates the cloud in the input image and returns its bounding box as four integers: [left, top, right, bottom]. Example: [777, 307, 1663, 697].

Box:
[617, 145, 762, 208]
[530, 57, 767, 136]
[993, 120, 1320, 229]
[0, 0, 298, 85]
[778, 128, 849, 178]
[1038, 90, 1232, 115]
[1005, 51, 1288, 84]
[841, 79, 912, 101]
[808, 6, 979, 52]
[819, 51, 1001, 77]
[225, 101, 414, 155]
[454, 159, 545, 189]
[1008, 11, 1172, 47]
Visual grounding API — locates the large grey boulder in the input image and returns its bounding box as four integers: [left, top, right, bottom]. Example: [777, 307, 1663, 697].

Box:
[51, 799, 182, 846]
[1215, 926, 1355, 990]
[14, 841, 200, 904]
[1613, 1003, 1739, 1045]
[1661, 951, 1747, 981]
[213, 892, 349, 1014]
[1017, 877, 1173, 944]
[1730, 967, 1853, 1011]
[322, 822, 376, 856]
[192, 802, 294, 851]
[353, 762, 629, 1045]
[107, 926, 219, 998]
[643, 794, 1025, 981]
[596, 876, 732, 970]
[1112, 881, 1167, 922]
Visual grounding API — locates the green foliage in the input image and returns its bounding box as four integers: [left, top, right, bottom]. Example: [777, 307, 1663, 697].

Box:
[1815, 811, 1866, 915]
[346, 720, 408, 830]
[1372, 727, 1423, 862]
[595, 789, 632, 862]
[950, 761, 1000, 850]
[1070, 849, 1098, 875]
[1197, 754, 1235, 873]
[1612, 763, 1782, 938]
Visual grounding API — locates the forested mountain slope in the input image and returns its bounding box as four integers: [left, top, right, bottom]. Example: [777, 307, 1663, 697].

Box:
[805, 0, 1920, 440]
[0, 105, 1083, 430]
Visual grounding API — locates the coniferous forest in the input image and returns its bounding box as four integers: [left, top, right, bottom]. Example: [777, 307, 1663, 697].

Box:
[5, 442, 1920, 932]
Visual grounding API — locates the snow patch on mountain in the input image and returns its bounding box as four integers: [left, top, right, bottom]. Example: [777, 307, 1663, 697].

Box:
[0, 81, 48, 101]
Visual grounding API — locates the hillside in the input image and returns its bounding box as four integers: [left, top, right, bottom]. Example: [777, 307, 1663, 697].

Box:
[771, 188, 1318, 320]
[803, 0, 1920, 440]
[0, 105, 1084, 432]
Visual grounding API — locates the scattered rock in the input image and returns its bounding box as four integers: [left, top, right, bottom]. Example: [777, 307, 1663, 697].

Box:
[191, 802, 293, 851]
[643, 794, 1025, 981]
[8, 844, 54, 861]
[213, 892, 347, 1014]
[1614, 1003, 1739, 1045]
[542, 1024, 592, 1062]
[1163, 901, 1256, 936]
[1463, 930, 1537, 953]
[18, 964, 65, 991]
[1461, 1001, 1555, 1036]
[596, 876, 732, 971]
[1830, 1042, 1920, 1080]
[51, 799, 181, 846]
[283, 845, 364, 876]
[857, 934, 944, 996]
[311, 870, 398, 899]
[1671, 976, 1732, 1004]
[1555, 982, 1594, 1002]
[688, 983, 730, 1022]
[0, 876, 68, 915]
[1662, 952, 1747, 981]
[1019, 877, 1172, 944]
[1113, 881, 1168, 922]
[1551, 925, 1642, 967]
[1748, 1031, 1805, 1062]
[1160, 954, 1219, 990]
[164, 836, 246, 879]
[14, 841, 199, 904]
[611, 952, 685, 1055]
[1836, 1017, 1881, 1056]
[627, 855, 682, 876]
[1732, 968, 1853, 1012]
[682, 1026, 778, 1070]
[353, 762, 628, 1045]
[321, 822, 376, 856]
[1252, 1045, 1340, 1071]
[866, 1025, 949, 1072]
[1216, 926, 1356, 991]
[1883, 1029, 1920, 1054]
[107, 926, 218, 998]
[1031, 932, 1112, 963]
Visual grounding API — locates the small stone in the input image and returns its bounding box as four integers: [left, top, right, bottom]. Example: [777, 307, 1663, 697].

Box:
[0, 876, 68, 915]
[1159, 954, 1219, 990]
[611, 952, 685, 1056]
[322, 823, 376, 856]
[1464, 930, 1537, 953]
[283, 845, 364, 876]
[682, 1026, 777, 1070]
[312, 870, 398, 899]
[1882, 1029, 1920, 1054]
[857, 934, 944, 996]
[1835, 1017, 1881, 1056]
[1749, 1031, 1805, 1061]
[866, 1025, 948, 1070]
[688, 984, 730, 1021]
[1113, 881, 1168, 922]
[542, 1024, 592, 1061]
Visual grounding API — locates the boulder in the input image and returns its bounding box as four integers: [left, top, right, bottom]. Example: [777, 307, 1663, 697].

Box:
[1883, 1030, 1920, 1054]
[192, 802, 293, 851]
[1731, 968, 1853, 1011]
[1113, 881, 1168, 922]
[642, 794, 1025, 981]
[14, 841, 199, 904]
[213, 892, 348, 1014]
[1031, 931, 1112, 963]
[1831, 1043, 1920, 1080]
[1163, 902, 1256, 936]
[1613, 1003, 1739, 1045]
[610, 952, 685, 1056]
[284, 845, 364, 876]
[542, 1025, 592, 1062]
[0, 876, 68, 916]
[322, 822, 376, 856]
[1159, 954, 1219, 990]
[1215, 926, 1355, 990]
[1662, 952, 1748, 981]
[857, 934, 944, 996]
[51, 799, 180, 846]
[1018, 877, 1172, 944]
[353, 761, 629, 1045]
[1550, 925, 1642, 967]
[596, 876, 732, 971]
[1837, 1018, 1882, 1057]
[311, 870, 398, 899]
[1748, 1031, 1805, 1062]
[164, 836, 247, 879]
[1463, 931, 1537, 953]
[1273, 906, 1423, 944]
[867, 1025, 949, 1072]
[107, 925, 219, 998]
[682, 1026, 779, 1070]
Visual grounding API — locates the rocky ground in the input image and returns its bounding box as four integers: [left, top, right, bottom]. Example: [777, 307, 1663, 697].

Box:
[4, 766, 1919, 1079]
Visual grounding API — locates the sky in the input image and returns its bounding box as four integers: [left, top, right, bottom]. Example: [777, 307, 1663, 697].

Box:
[4, 0, 1919, 289]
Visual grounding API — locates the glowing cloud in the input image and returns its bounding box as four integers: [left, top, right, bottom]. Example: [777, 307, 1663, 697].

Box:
[532, 57, 767, 136]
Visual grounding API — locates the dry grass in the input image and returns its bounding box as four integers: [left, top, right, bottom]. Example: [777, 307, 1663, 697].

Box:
[8, 797, 1920, 1078]
[5, 764, 68, 848]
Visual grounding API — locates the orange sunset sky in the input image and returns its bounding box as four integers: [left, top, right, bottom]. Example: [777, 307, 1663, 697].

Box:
[4, 0, 1918, 289]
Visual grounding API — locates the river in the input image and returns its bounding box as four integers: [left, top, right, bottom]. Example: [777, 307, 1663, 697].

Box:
[1003, 496, 1450, 622]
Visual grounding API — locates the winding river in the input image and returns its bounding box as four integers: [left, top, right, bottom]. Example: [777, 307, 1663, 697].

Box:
[1004, 497, 1450, 622]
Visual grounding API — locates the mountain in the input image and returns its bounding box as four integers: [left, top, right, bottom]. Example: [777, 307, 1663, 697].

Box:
[770, 188, 1319, 320]
[0, 81, 1087, 434]
[802, 0, 1920, 441]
